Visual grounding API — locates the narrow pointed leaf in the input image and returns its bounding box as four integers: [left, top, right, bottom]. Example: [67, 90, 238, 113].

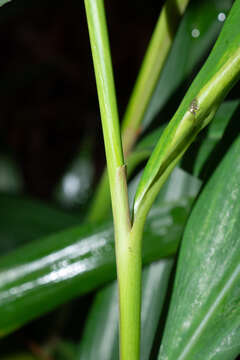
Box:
[159, 135, 240, 360]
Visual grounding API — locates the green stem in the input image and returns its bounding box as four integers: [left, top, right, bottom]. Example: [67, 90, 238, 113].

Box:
[121, 0, 190, 156]
[117, 225, 142, 360]
[87, 0, 190, 223]
[84, 1, 140, 358]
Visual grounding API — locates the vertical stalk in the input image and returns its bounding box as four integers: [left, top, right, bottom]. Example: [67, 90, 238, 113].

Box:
[87, 0, 190, 223]
[84, 1, 141, 358]
[121, 0, 190, 156]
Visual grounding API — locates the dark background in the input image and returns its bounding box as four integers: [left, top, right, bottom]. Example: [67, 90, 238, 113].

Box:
[0, 0, 162, 200]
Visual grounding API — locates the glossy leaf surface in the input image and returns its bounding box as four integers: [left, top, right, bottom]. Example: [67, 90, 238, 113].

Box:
[0, 169, 200, 336]
[159, 136, 240, 360]
[0, 170, 199, 335]
[134, 0, 240, 219]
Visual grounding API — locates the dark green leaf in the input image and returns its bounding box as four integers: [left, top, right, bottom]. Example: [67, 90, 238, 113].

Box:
[0, 194, 79, 254]
[158, 136, 240, 360]
[0, 169, 200, 336]
[193, 100, 239, 177]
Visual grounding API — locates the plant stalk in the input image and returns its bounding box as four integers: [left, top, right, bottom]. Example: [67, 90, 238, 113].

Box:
[87, 0, 190, 223]
[121, 0, 190, 157]
[84, 1, 141, 358]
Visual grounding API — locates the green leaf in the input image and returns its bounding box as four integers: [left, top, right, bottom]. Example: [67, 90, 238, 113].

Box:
[158, 135, 240, 360]
[77, 281, 118, 360]
[128, 98, 239, 183]
[77, 260, 173, 360]
[0, 0, 11, 7]
[193, 100, 239, 177]
[0, 168, 200, 336]
[128, 99, 239, 182]
[142, 0, 233, 130]
[121, 0, 190, 155]
[127, 126, 166, 177]
[77, 168, 201, 360]
[134, 0, 240, 221]
[0, 194, 79, 254]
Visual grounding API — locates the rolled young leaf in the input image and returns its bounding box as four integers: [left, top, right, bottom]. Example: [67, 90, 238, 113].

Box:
[134, 0, 240, 222]
[158, 135, 240, 360]
[127, 99, 240, 180]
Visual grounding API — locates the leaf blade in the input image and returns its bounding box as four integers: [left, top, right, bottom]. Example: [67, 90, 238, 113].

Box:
[158, 135, 240, 360]
[0, 168, 199, 336]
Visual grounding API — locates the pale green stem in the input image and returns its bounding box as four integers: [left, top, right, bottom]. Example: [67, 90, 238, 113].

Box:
[121, 0, 190, 156]
[84, 1, 141, 358]
[117, 223, 142, 360]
